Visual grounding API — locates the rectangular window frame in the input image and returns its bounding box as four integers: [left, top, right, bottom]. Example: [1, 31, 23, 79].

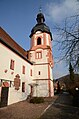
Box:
[22, 65, 25, 74]
[38, 71, 41, 75]
[30, 69, 32, 76]
[35, 51, 42, 59]
[10, 59, 15, 70]
[22, 82, 25, 92]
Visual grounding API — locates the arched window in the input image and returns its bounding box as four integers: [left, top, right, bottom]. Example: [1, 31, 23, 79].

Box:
[37, 37, 41, 45]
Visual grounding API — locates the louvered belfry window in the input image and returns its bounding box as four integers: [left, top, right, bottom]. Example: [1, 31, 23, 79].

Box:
[37, 37, 41, 45]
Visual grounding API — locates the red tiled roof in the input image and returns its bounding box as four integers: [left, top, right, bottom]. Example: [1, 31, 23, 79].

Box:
[0, 27, 26, 56]
[0, 27, 33, 64]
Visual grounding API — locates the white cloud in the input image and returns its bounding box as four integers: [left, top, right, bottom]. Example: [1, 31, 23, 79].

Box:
[45, 0, 79, 79]
[45, 0, 79, 23]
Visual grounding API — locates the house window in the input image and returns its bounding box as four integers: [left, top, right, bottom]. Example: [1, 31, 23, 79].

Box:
[30, 53, 32, 57]
[22, 65, 25, 74]
[26, 54, 28, 59]
[37, 37, 41, 45]
[38, 71, 41, 75]
[10, 59, 15, 70]
[22, 82, 25, 92]
[30, 69, 32, 76]
[36, 51, 42, 59]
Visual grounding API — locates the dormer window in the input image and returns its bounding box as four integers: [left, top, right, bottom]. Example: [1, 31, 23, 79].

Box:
[37, 37, 41, 45]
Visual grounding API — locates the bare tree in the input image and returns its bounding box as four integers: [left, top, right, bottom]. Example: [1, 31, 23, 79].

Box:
[54, 14, 79, 72]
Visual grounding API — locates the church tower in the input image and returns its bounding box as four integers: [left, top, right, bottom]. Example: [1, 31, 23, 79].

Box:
[28, 12, 54, 97]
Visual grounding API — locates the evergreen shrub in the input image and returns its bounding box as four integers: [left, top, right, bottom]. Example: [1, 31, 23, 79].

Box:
[30, 97, 44, 104]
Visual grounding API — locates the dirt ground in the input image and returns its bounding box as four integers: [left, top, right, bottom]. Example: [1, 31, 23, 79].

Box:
[0, 96, 58, 119]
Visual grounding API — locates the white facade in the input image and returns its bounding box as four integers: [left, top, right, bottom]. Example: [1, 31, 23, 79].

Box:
[29, 30, 54, 97]
[0, 12, 54, 107]
[0, 41, 33, 105]
[29, 49, 48, 63]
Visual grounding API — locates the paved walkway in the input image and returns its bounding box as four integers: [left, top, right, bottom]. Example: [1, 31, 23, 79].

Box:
[40, 93, 79, 119]
[0, 96, 58, 119]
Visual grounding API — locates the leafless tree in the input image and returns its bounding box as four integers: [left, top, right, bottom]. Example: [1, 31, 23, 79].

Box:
[54, 14, 79, 72]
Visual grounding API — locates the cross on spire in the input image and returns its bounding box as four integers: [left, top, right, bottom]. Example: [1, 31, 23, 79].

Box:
[39, 6, 42, 13]
[39, 0, 42, 13]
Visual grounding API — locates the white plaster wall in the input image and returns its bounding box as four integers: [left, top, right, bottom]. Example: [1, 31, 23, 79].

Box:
[0, 43, 33, 105]
[50, 80, 54, 97]
[49, 66, 54, 96]
[0, 44, 32, 79]
[46, 34, 49, 46]
[29, 51, 35, 63]
[34, 35, 37, 46]
[32, 62, 50, 97]
[29, 49, 48, 64]
[50, 66, 53, 81]
[33, 80, 49, 97]
[33, 64, 48, 79]
[8, 87, 26, 105]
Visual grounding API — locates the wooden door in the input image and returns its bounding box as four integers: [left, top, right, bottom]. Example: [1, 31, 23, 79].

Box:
[0, 87, 9, 107]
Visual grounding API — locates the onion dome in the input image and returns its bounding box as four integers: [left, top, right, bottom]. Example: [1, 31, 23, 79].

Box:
[30, 12, 52, 40]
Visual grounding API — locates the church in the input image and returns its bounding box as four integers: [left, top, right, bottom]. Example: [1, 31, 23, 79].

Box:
[0, 12, 54, 107]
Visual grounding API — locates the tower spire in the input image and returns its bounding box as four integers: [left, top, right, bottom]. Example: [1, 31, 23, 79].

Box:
[39, 0, 42, 13]
[39, 5, 42, 13]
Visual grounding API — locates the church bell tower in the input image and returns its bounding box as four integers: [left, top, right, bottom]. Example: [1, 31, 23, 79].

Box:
[29, 12, 54, 97]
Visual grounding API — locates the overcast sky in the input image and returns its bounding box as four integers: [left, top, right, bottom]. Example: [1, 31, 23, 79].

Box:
[0, 0, 79, 79]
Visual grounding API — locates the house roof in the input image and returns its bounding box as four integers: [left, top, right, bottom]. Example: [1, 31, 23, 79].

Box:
[0, 27, 33, 65]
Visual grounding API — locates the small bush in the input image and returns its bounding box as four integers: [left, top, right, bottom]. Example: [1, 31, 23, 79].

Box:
[30, 97, 44, 104]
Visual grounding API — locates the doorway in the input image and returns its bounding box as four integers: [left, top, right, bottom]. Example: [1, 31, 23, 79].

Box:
[0, 81, 9, 108]
[0, 87, 9, 107]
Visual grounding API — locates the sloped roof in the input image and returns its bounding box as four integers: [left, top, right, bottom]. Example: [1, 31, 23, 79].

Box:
[0, 27, 33, 65]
